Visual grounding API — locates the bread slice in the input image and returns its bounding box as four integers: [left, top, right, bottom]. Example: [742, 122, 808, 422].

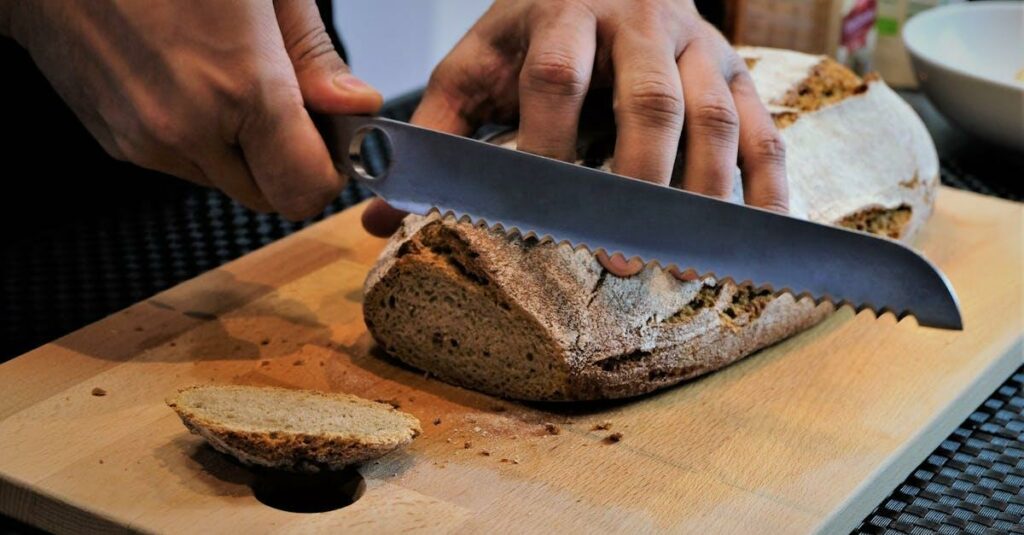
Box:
[167, 385, 421, 472]
[362, 47, 939, 401]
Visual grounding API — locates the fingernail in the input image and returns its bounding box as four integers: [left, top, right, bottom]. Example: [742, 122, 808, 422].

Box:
[333, 73, 373, 92]
[607, 254, 631, 273]
[604, 253, 644, 276]
[670, 267, 699, 281]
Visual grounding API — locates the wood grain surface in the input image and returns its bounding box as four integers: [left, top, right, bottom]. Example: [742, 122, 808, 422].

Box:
[0, 187, 1020, 534]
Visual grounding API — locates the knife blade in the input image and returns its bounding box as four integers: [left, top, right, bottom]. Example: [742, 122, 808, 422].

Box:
[320, 115, 962, 330]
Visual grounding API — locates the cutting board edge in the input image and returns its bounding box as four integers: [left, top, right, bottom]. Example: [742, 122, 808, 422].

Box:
[816, 334, 1024, 534]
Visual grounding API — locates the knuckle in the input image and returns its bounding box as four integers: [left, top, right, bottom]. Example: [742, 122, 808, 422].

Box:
[752, 130, 787, 164]
[289, 27, 337, 70]
[235, 77, 305, 137]
[630, 0, 667, 22]
[692, 102, 740, 136]
[138, 104, 189, 151]
[619, 78, 684, 129]
[523, 51, 588, 97]
[110, 132, 151, 168]
[762, 198, 790, 214]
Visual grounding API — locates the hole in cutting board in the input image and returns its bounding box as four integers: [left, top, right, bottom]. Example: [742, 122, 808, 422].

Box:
[251, 467, 366, 513]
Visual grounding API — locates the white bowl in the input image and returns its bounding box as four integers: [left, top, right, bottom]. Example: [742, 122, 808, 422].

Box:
[903, 1, 1024, 151]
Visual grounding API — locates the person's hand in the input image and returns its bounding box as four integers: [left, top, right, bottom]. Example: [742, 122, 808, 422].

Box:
[3, 0, 382, 220]
[362, 0, 788, 277]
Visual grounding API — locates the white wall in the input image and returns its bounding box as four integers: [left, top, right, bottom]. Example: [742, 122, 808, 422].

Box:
[334, 1, 493, 100]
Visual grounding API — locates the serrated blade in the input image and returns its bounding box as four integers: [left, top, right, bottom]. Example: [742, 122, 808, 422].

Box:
[321, 115, 962, 330]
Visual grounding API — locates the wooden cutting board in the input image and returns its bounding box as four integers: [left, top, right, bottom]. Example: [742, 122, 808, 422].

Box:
[1, 187, 1020, 534]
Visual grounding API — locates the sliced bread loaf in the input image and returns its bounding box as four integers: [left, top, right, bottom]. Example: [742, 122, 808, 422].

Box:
[362, 47, 939, 401]
[167, 385, 421, 472]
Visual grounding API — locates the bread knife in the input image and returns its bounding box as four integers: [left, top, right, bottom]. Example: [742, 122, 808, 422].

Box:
[320, 115, 963, 330]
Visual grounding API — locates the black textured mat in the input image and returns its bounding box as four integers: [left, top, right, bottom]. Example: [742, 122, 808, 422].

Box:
[855, 368, 1024, 534]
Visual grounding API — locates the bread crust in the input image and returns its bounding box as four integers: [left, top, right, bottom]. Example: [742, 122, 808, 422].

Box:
[167, 385, 421, 472]
[363, 47, 939, 401]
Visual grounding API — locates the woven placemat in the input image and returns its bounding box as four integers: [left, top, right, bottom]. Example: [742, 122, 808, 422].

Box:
[855, 368, 1024, 534]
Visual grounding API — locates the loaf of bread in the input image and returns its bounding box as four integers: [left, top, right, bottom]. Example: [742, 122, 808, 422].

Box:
[363, 47, 939, 401]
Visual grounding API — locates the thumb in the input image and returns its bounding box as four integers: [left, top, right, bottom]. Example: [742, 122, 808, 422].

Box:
[275, 0, 383, 115]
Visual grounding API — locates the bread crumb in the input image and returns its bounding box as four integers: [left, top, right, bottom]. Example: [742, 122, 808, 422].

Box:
[544, 423, 560, 435]
[605, 432, 623, 444]
[375, 398, 401, 409]
[500, 458, 520, 465]
[592, 421, 612, 431]
[463, 441, 473, 449]
[480, 450, 491, 456]
[91, 387, 107, 397]
[473, 426, 481, 433]
[433, 418, 442, 425]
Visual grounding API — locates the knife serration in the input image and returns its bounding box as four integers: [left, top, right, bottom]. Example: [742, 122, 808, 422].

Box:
[321, 115, 963, 330]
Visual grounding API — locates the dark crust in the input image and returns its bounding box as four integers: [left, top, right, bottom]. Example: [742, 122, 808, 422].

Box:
[365, 219, 835, 401]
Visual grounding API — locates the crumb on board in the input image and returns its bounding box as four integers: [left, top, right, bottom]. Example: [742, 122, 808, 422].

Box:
[433, 418, 442, 426]
[592, 421, 612, 431]
[375, 398, 401, 409]
[500, 458, 521, 465]
[91, 387, 107, 397]
[544, 423, 561, 435]
[605, 432, 624, 444]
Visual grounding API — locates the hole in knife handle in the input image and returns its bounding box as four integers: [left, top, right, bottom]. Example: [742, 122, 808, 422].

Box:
[347, 125, 393, 182]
